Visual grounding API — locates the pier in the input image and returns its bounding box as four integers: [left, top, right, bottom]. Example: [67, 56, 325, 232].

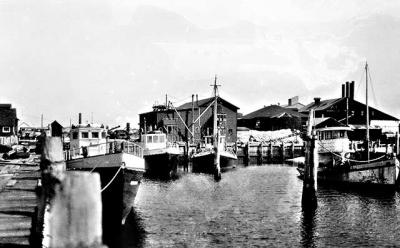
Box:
[0, 160, 40, 246]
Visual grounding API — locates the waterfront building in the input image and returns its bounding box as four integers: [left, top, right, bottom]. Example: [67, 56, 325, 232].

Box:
[300, 82, 399, 141]
[0, 104, 18, 145]
[237, 104, 307, 131]
[139, 96, 239, 144]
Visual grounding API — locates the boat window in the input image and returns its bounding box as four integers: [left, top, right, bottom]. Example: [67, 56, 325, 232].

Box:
[81, 132, 89, 139]
[72, 132, 78, 139]
[92, 132, 99, 138]
[159, 135, 165, 143]
[102, 132, 106, 138]
[146, 136, 152, 143]
[153, 135, 159, 143]
[318, 131, 323, 140]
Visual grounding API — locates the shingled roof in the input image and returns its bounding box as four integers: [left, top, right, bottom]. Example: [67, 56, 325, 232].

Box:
[240, 105, 307, 120]
[300, 98, 344, 112]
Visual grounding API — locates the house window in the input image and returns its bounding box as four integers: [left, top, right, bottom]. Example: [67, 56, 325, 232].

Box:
[72, 132, 78, 139]
[255, 120, 261, 129]
[92, 132, 99, 138]
[2, 127, 10, 133]
[361, 111, 364, 116]
[81, 132, 89, 138]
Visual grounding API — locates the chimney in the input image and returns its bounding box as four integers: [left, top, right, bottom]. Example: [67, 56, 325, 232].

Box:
[314, 97, 321, 105]
[288, 98, 292, 106]
[342, 84, 346, 98]
[78, 113, 82, 125]
[350, 81, 355, 99]
[126, 122, 130, 132]
[345, 81, 350, 98]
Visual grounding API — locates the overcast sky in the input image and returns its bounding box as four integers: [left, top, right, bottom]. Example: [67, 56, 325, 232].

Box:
[1, 0, 400, 128]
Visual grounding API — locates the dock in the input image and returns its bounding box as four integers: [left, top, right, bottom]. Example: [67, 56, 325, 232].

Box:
[0, 159, 40, 247]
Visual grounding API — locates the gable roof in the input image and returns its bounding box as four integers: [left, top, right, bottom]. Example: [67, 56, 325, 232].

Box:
[313, 117, 347, 128]
[300, 97, 399, 121]
[177, 96, 239, 111]
[241, 105, 307, 120]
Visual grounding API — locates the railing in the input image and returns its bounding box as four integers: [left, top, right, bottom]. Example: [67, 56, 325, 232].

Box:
[64, 140, 144, 161]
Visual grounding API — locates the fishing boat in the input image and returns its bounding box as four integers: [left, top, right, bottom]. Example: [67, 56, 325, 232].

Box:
[141, 131, 181, 178]
[299, 63, 400, 186]
[64, 122, 145, 225]
[191, 76, 237, 179]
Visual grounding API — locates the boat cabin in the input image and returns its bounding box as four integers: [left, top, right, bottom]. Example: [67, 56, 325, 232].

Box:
[69, 124, 108, 156]
[141, 131, 167, 150]
[314, 118, 352, 154]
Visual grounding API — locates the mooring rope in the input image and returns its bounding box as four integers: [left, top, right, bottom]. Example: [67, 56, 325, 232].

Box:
[100, 165, 124, 193]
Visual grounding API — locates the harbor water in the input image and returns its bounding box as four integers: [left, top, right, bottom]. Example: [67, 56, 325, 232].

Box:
[121, 165, 400, 247]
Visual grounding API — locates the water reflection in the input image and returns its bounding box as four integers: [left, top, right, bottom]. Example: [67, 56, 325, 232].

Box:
[300, 205, 317, 248]
[122, 208, 147, 248]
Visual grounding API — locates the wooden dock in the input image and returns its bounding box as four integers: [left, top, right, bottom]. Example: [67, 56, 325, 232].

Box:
[0, 160, 40, 247]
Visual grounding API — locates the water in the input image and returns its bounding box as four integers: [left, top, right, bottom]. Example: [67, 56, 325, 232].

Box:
[122, 165, 400, 247]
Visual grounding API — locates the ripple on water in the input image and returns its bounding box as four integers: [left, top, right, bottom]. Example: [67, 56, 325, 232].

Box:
[126, 165, 400, 247]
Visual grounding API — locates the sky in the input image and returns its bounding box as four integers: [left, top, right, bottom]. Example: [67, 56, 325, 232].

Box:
[1, 0, 400, 128]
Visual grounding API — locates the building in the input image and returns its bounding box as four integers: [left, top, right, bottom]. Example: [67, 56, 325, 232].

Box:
[139, 95, 239, 144]
[300, 82, 399, 141]
[0, 104, 18, 137]
[238, 104, 307, 131]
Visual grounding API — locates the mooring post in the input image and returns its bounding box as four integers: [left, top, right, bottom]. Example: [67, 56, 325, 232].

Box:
[257, 143, 263, 165]
[244, 143, 249, 165]
[268, 142, 273, 163]
[48, 172, 105, 248]
[34, 137, 66, 247]
[302, 134, 318, 208]
[280, 142, 285, 163]
[396, 132, 399, 156]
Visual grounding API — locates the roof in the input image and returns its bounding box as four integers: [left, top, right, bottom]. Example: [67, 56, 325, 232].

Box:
[300, 97, 398, 121]
[313, 117, 347, 129]
[300, 98, 343, 112]
[241, 105, 307, 120]
[177, 96, 239, 111]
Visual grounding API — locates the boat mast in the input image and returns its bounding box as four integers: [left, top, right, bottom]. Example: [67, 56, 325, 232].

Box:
[365, 62, 370, 162]
[212, 75, 219, 146]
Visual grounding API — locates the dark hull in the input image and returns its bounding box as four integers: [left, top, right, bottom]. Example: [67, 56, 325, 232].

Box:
[144, 152, 180, 178]
[68, 167, 143, 247]
[192, 153, 236, 174]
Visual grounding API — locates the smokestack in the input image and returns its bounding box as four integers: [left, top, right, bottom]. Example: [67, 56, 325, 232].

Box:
[342, 84, 346, 98]
[78, 113, 82, 125]
[288, 98, 292, 106]
[350, 81, 355, 99]
[314, 97, 321, 105]
[345, 81, 350, 98]
[126, 122, 130, 132]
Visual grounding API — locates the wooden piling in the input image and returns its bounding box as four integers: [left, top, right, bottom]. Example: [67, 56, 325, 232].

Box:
[302, 134, 318, 208]
[36, 137, 105, 248]
[48, 172, 105, 248]
[34, 137, 66, 247]
[396, 132, 399, 156]
[268, 143, 272, 163]
[257, 143, 263, 165]
[280, 142, 284, 163]
[291, 142, 295, 159]
[244, 143, 249, 165]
